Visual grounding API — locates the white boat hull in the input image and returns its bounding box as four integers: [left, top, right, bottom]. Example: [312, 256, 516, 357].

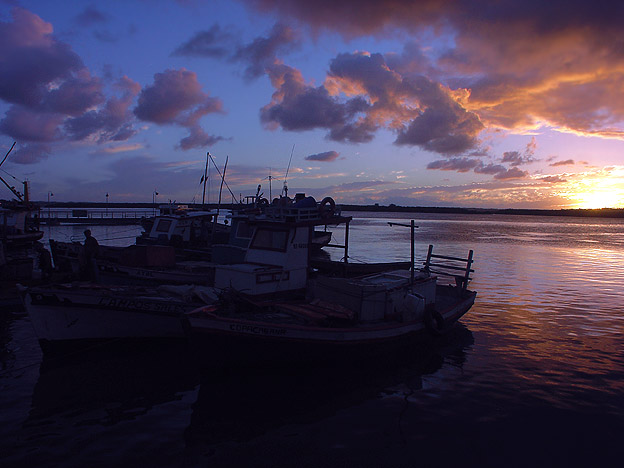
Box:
[22, 286, 201, 346]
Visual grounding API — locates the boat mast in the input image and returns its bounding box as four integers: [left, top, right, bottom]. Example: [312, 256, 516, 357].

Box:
[211, 156, 228, 242]
[0, 142, 25, 202]
[202, 152, 210, 206]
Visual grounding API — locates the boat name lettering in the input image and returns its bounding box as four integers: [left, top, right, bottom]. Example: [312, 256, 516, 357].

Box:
[135, 269, 155, 277]
[229, 323, 287, 336]
[292, 243, 308, 249]
[98, 297, 185, 313]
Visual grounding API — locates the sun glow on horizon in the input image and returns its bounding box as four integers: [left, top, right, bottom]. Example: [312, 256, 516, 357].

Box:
[562, 167, 624, 209]
[572, 187, 624, 209]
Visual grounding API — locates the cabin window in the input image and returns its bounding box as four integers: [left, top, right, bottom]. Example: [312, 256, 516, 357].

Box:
[250, 228, 288, 251]
[235, 221, 253, 239]
[155, 219, 172, 233]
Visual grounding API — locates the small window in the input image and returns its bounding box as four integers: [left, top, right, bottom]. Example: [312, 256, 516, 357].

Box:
[155, 219, 172, 233]
[250, 228, 288, 251]
[236, 221, 253, 239]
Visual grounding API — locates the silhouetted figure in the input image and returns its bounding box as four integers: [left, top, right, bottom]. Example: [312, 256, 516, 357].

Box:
[82, 229, 99, 281]
[36, 243, 53, 281]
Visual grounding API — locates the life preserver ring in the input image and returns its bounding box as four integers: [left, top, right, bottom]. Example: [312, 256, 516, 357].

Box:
[425, 309, 446, 335]
[319, 197, 336, 218]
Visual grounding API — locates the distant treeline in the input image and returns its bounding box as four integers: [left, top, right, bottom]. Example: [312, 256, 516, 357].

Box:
[32, 201, 624, 219]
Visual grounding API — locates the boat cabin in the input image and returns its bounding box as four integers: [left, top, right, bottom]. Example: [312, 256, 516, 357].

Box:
[138, 209, 229, 248]
[213, 212, 351, 296]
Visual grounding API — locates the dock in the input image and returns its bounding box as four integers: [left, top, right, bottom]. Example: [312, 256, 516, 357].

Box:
[36, 208, 153, 226]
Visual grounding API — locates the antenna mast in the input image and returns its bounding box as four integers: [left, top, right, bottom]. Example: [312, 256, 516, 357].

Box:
[282, 144, 294, 197]
[202, 152, 210, 205]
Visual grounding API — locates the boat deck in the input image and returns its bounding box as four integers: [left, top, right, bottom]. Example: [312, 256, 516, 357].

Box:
[193, 284, 474, 330]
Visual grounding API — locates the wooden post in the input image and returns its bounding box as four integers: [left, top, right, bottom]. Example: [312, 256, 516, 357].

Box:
[343, 218, 350, 277]
[410, 219, 415, 285]
[463, 250, 474, 291]
[425, 244, 434, 272]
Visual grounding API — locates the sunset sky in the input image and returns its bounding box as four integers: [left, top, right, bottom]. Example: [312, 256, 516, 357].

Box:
[1, 0, 623, 209]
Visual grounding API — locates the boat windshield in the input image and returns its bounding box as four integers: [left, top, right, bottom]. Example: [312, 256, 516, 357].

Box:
[250, 228, 289, 251]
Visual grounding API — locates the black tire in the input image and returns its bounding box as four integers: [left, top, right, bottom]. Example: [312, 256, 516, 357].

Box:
[425, 309, 446, 335]
[319, 197, 336, 218]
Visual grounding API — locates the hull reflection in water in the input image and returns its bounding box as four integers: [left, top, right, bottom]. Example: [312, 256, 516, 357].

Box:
[7, 342, 199, 468]
[185, 325, 474, 447]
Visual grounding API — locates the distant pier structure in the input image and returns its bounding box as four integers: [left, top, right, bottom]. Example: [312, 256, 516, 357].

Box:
[37, 206, 154, 226]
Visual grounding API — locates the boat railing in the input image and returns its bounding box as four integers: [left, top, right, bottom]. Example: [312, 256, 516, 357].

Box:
[263, 205, 339, 222]
[423, 245, 474, 292]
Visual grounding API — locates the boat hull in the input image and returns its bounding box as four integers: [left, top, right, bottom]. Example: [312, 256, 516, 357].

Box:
[182, 285, 476, 367]
[21, 286, 205, 350]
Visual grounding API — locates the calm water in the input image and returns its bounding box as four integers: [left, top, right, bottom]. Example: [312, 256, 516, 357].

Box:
[1, 212, 623, 467]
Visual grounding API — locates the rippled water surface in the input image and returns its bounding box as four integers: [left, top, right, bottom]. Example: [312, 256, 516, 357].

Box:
[1, 212, 623, 467]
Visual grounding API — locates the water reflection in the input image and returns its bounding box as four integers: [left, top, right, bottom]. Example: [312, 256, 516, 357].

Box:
[7, 342, 199, 467]
[185, 325, 473, 449]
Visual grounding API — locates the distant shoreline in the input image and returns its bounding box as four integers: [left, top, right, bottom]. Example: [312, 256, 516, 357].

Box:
[28, 201, 624, 219]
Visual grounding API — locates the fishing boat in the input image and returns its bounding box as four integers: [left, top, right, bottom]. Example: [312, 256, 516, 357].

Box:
[19, 282, 219, 352]
[21, 195, 350, 350]
[49, 193, 342, 285]
[182, 226, 477, 367]
[49, 239, 217, 285]
[135, 204, 230, 251]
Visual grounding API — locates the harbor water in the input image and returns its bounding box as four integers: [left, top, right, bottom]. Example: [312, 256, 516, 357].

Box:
[1, 212, 623, 467]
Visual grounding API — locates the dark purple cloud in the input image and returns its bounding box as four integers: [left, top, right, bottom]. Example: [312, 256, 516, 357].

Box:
[474, 163, 508, 175]
[0, 106, 64, 142]
[42, 72, 105, 116]
[262, 52, 483, 152]
[427, 157, 480, 172]
[0, 8, 138, 149]
[172, 24, 235, 58]
[73, 6, 110, 27]
[174, 23, 300, 80]
[428, 157, 529, 180]
[233, 23, 300, 79]
[500, 138, 538, 166]
[395, 104, 483, 154]
[261, 62, 374, 142]
[92, 29, 119, 43]
[134, 69, 222, 124]
[304, 150, 339, 162]
[550, 159, 575, 167]
[0, 8, 84, 108]
[65, 76, 141, 142]
[8, 143, 51, 164]
[134, 69, 225, 150]
[493, 166, 528, 180]
[178, 127, 226, 150]
[242, 0, 624, 139]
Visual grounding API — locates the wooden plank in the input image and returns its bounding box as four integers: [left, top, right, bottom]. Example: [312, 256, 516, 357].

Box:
[426, 261, 474, 272]
[430, 253, 472, 262]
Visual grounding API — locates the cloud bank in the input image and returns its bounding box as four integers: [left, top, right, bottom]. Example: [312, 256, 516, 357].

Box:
[243, 0, 624, 141]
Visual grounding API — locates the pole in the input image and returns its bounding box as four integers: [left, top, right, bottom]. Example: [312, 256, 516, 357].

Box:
[202, 152, 209, 206]
[343, 219, 350, 277]
[212, 156, 228, 242]
[47, 191, 53, 220]
[410, 219, 415, 285]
